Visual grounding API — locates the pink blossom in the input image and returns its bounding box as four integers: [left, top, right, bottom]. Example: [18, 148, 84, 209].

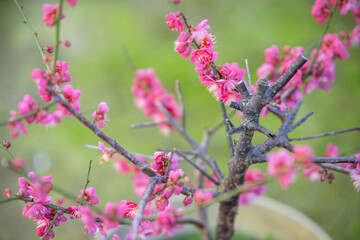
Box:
[303, 165, 322, 181]
[205, 172, 218, 188]
[165, 12, 185, 33]
[120, 201, 138, 219]
[18, 95, 38, 124]
[76, 187, 99, 205]
[238, 169, 267, 205]
[57, 84, 81, 116]
[98, 142, 115, 164]
[264, 45, 281, 66]
[112, 234, 121, 240]
[102, 202, 120, 230]
[11, 157, 25, 170]
[193, 189, 212, 204]
[151, 205, 183, 237]
[312, 0, 330, 24]
[321, 33, 349, 59]
[7, 110, 28, 138]
[151, 152, 179, 176]
[79, 205, 107, 237]
[191, 19, 210, 40]
[44, 45, 54, 54]
[351, 2, 360, 23]
[112, 155, 131, 174]
[35, 217, 51, 238]
[36, 110, 63, 127]
[183, 195, 193, 206]
[48, 61, 71, 86]
[42, 4, 65, 27]
[267, 150, 297, 189]
[131, 172, 149, 197]
[190, 47, 215, 65]
[325, 143, 339, 157]
[172, 0, 181, 5]
[331, 0, 356, 15]
[293, 145, 314, 167]
[4, 188, 11, 199]
[350, 172, 360, 191]
[156, 197, 169, 211]
[66, 0, 78, 7]
[345, 25, 360, 48]
[175, 31, 193, 59]
[92, 102, 109, 128]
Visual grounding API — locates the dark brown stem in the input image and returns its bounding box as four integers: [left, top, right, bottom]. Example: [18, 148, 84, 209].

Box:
[314, 156, 358, 164]
[289, 127, 360, 141]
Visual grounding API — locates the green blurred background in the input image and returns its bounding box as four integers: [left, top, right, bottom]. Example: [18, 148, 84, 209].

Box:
[0, 0, 359, 239]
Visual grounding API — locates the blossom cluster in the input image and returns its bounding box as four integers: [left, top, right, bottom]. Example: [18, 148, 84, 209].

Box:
[131, 68, 182, 135]
[312, 0, 360, 24]
[166, 12, 247, 105]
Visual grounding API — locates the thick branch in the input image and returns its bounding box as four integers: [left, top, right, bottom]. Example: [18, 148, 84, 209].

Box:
[314, 156, 358, 164]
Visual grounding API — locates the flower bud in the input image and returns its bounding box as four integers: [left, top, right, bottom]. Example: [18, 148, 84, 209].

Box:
[2, 140, 11, 149]
[11, 157, 25, 170]
[44, 45, 54, 53]
[4, 188, 11, 199]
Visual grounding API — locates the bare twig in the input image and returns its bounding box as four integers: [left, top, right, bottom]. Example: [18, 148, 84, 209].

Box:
[175, 150, 220, 186]
[314, 156, 358, 164]
[221, 102, 234, 157]
[245, 59, 253, 95]
[176, 80, 186, 130]
[289, 111, 314, 132]
[80, 160, 93, 205]
[131, 177, 160, 240]
[289, 127, 360, 141]
[268, 105, 287, 122]
[319, 163, 358, 174]
[130, 120, 168, 129]
[176, 218, 204, 229]
[46, 86, 162, 179]
[156, 102, 224, 181]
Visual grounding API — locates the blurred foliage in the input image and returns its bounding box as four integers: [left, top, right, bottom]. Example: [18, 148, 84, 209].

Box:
[0, 0, 359, 239]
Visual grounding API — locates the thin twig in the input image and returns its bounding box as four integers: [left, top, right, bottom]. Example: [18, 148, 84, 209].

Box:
[245, 59, 252, 95]
[207, 109, 235, 136]
[289, 111, 314, 132]
[176, 218, 204, 229]
[50, 0, 64, 76]
[221, 102, 234, 157]
[176, 80, 186, 130]
[131, 177, 160, 240]
[0, 101, 56, 127]
[175, 150, 220, 186]
[12, 0, 51, 72]
[288, 127, 360, 141]
[42, 211, 60, 240]
[319, 163, 357, 174]
[80, 160, 93, 205]
[46, 86, 162, 179]
[130, 120, 168, 129]
[156, 101, 224, 181]
[314, 156, 357, 164]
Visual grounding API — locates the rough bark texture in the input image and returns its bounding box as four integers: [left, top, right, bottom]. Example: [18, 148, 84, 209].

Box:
[215, 55, 308, 240]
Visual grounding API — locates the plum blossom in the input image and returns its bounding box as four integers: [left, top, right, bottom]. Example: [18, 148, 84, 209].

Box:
[325, 143, 339, 157]
[303, 165, 323, 181]
[66, 0, 78, 7]
[312, 0, 330, 24]
[193, 189, 212, 204]
[76, 187, 99, 205]
[7, 110, 28, 138]
[293, 145, 314, 167]
[151, 205, 184, 237]
[18, 95, 38, 124]
[175, 31, 193, 59]
[79, 205, 107, 237]
[165, 12, 185, 33]
[239, 169, 267, 205]
[98, 142, 115, 164]
[42, 4, 65, 27]
[350, 172, 360, 191]
[57, 84, 81, 116]
[92, 102, 109, 128]
[151, 152, 179, 176]
[112, 155, 131, 174]
[267, 150, 297, 189]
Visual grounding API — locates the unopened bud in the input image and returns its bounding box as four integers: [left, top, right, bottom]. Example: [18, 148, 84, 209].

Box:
[44, 45, 54, 53]
[327, 172, 335, 184]
[11, 157, 25, 170]
[2, 140, 11, 149]
[183, 195, 193, 206]
[43, 55, 51, 62]
[4, 188, 11, 199]
[63, 40, 71, 47]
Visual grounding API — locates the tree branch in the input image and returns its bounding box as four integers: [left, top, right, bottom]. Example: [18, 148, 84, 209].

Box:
[288, 127, 360, 141]
[131, 176, 160, 240]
